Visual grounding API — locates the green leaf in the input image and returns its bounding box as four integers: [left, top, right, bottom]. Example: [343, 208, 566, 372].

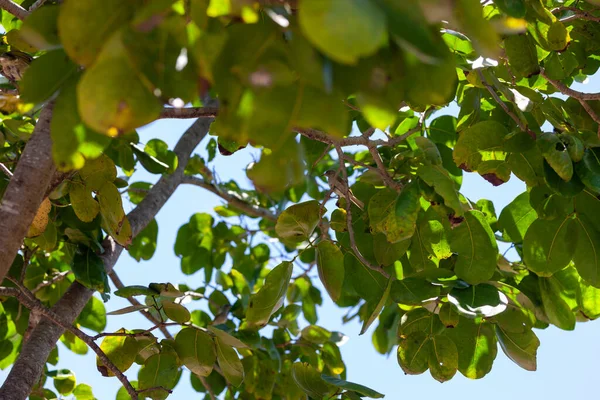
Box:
[453, 121, 508, 174]
[321, 375, 385, 399]
[404, 52, 458, 108]
[137, 352, 179, 400]
[162, 300, 190, 323]
[301, 325, 332, 344]
[76, 296, 106, 333]
[537, 133, 573, 182]
[79, 154, 117, 191]
[72, 247, 108, 293]
[428, 334, 458, 383]
[504, 34, 540, 78]
[299, 0, 387, 64]
[391, 278, 440, 306]
[450, 211, 498, 284]
[417, 164, 463, 216]
[292, 362, 336, 399]
[316, 240, 345, 302]
[444, 318, 497, 379]
[97, 181, 132, 247]
[275, 201, 320, 243]
[523, 216, 577, 276]
[539, 276, 576, 330]
[20, 49, 78, 105]
[453, 0, 500, 58]
[69, 180, 100, 223]
[58, 0, 139, 67]
[207, 326, 248, 349]
[96, 330, 139, 376]
[73, 383, 95, 400]
[361, 278, 392, 335]
[438, 303, 460, 328]
[495, 325, 539, 371]
[18, 5, 61, 50]
[50, 75, 110, 171]
[575, 148, 600, 193]
[428, 115, 458, 147]
[246, 262, 293, 328]
[498, 191, 537, 243]
[77, 30, 162, 135]
[129, 219, 158, 262]
[378, 0, 447, 63]
[573, 216, 600, 288]
[448, 284, 508, 318]
[131, 143, 170, 175]
[174, 327, 216, 377]
[106, 304, 150, 316]
[345, 253, 387, 303]
[215, 336, 244, 387]
[53, 369, 76, 395]
[397, 331, 430, 375]
[114, 285, 159, 298]
[494, 0, 526, 18]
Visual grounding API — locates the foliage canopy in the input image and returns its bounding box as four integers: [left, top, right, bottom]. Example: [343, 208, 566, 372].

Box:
[1, 0, 600, 399]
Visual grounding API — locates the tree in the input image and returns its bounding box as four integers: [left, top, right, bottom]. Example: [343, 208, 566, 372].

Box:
[0, 0, 600, 398]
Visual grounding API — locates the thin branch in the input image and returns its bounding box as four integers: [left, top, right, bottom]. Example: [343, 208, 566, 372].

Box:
[541, 69, 600, 135]
[551, 6, 600, 23]
[159, 107, 219, 119]
[109, 271, 173, 339]
[334, 146, 389, 279]
[32, 270, 71, 293]
[199, 375, 216, 400]
[29, 0, 47, 12]
[541, 69, 600, 101]
[181, 176, 277, 222]
[477, 69, 528, 133]
[367, 145, 402, 192]
[0, 0, 29, 20]
[0, 162, 13, 178]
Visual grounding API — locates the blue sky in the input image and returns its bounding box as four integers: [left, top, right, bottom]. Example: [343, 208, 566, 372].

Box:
[3, 78, 600, 399]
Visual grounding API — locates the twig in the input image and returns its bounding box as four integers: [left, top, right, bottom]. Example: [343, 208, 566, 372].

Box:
[199, 375, 216, 400]
[0, 0, 29, 20]
[0, 162, 13, 178]
[32, 270, 71, 293]
[29, 0, 47, 12]
[540, 69, 600, 101]
[367, 145, 402, 192]
[181, 176, 277, 221]
[109, 271, 173, 339]
[551, 6, 600, 23]
[477, 70, 528, 133]
[541, 69, 600, 136]
[159, 107, 219, 119]
[334, 146, 389, 278]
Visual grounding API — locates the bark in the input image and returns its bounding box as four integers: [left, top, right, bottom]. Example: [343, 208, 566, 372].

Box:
[0, 117, 213, 399]
[0, 104, 55, 284]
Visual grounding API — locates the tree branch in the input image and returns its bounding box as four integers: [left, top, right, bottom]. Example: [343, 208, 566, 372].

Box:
[159, 107, 219, 119]
[29, 0, 48, 12]
[181, 176, 277, 222]
[0, 0, 29, 20]
[541, 69, 600, 101]
[0, 115, 215, 399]
[540, 69, 600, 135]
[0, 103, 55, 284]
[334, 146, 389, 279]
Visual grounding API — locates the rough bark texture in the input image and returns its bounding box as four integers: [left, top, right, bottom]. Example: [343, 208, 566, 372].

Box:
[0, 104, 55, 284]
[0, 117, 213, 399]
